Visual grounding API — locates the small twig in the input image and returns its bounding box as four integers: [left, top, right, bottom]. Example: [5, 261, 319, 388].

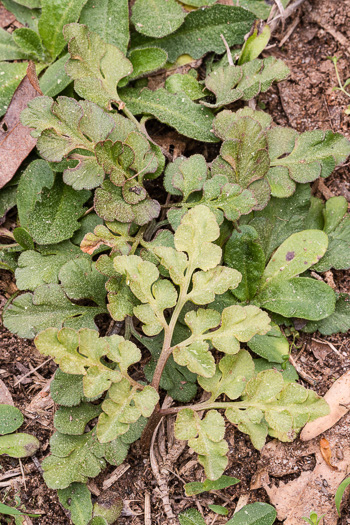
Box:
[83, 206, 94, 217]
[270, 0, 307, 33]
[289, 354, 316, 386]
[14, 358, 52, 386]
[103, 463, 130, 490]
[220, 34, 234, 66]
[278, 15, 300, 47]
[19, 459, 26, 491]
[144, 492, 151, 525]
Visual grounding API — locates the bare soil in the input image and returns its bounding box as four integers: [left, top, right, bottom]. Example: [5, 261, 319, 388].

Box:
[0, 0, 350, 523]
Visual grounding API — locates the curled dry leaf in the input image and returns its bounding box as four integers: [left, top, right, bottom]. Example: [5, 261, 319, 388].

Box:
[0, 62, 42, 189]
[300, 371, 350, 441]
[261, 414, 350, 525]
[320, 437, 338, 470]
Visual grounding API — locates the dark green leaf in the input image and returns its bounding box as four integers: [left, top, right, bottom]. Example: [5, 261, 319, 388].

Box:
[0, 405, 23, 435]
[13, 227, 34, 250]
[80, 0, 129, 54]
[184, 475, 240, 496]
[17, 161, 90, 244]
[256, 277, 336, 320]
[40, 54, 72, 97]
[38, 0, 88, 59]
[226, 502, 276, 525]
[0, 28, 29, 60]
[304, 293, 350, 335]
[12, 28, 46, 61]
[0, 62, 27, 117]
[131, 0, 185, 38]
[51, 369, 85, 407]
[130, 5, 255, 63]
[224, 225, 265, 302]
[120, 87, 218, 142]
[58, 483, 92, 525]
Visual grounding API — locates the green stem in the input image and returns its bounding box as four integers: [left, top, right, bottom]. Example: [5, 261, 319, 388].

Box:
[122, 105, 143, 130]
[129, 225, 147, 255]
[150, 262, 195, 391]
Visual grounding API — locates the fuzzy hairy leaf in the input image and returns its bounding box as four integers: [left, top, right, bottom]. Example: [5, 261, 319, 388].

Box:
[94, 180, 161, 226]
[175, 409, 228, 480]
[260, 230, 329, 287]
[42, 431, 106, 489]
[179, 509, 206, 525]
[165, 157, 257, 220]
[226, 369, 329, 449]
[304, 293, 350, 335]
[313, 201, 350, 271]
[213, 107, 272, 141]
[12, 27, 46, 61]
[198, 351, 255, 400]
[15, 242, 82, 291]
[35, 327, 143, 398]
[0, 405, 23, 435]
[226, 502, 276, 525]
[203, 57, 289, 108]
[0, 433, 40, 458]
[130, 5, 255, 63]
[21, 99, 115, 190]
[17, 161, 90, 243]
[0, 27, 29, 60]
[0, 62, 28, 117]
[268, 127, 350, 183]
[97, 380, 159, 442]
[51, 369, 85, 407]
[131, 0, 185, 38]
[63, 23, 132, 109]
[211, 115, 271, 209]
[256, 277, 336, 320]
[38, 0, 87, 59]
[58, 483, 92, 525]
[3, 284, 107, 339]
[119, 87, 218, 142]
[165, 72, 205, 101]
[54, 403, 102, 436]
[184, 475, 240, 496]
[224, 225, 265, 302]
[80, 0, 129, 54]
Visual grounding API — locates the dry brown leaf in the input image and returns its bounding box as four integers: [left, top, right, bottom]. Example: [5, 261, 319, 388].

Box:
[0, 378, 14, 405]
[320, 437, 338, 470]
[0, 62, 42, 189]
[261, 414, 350, 525]
[300, 371, 350, 441]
